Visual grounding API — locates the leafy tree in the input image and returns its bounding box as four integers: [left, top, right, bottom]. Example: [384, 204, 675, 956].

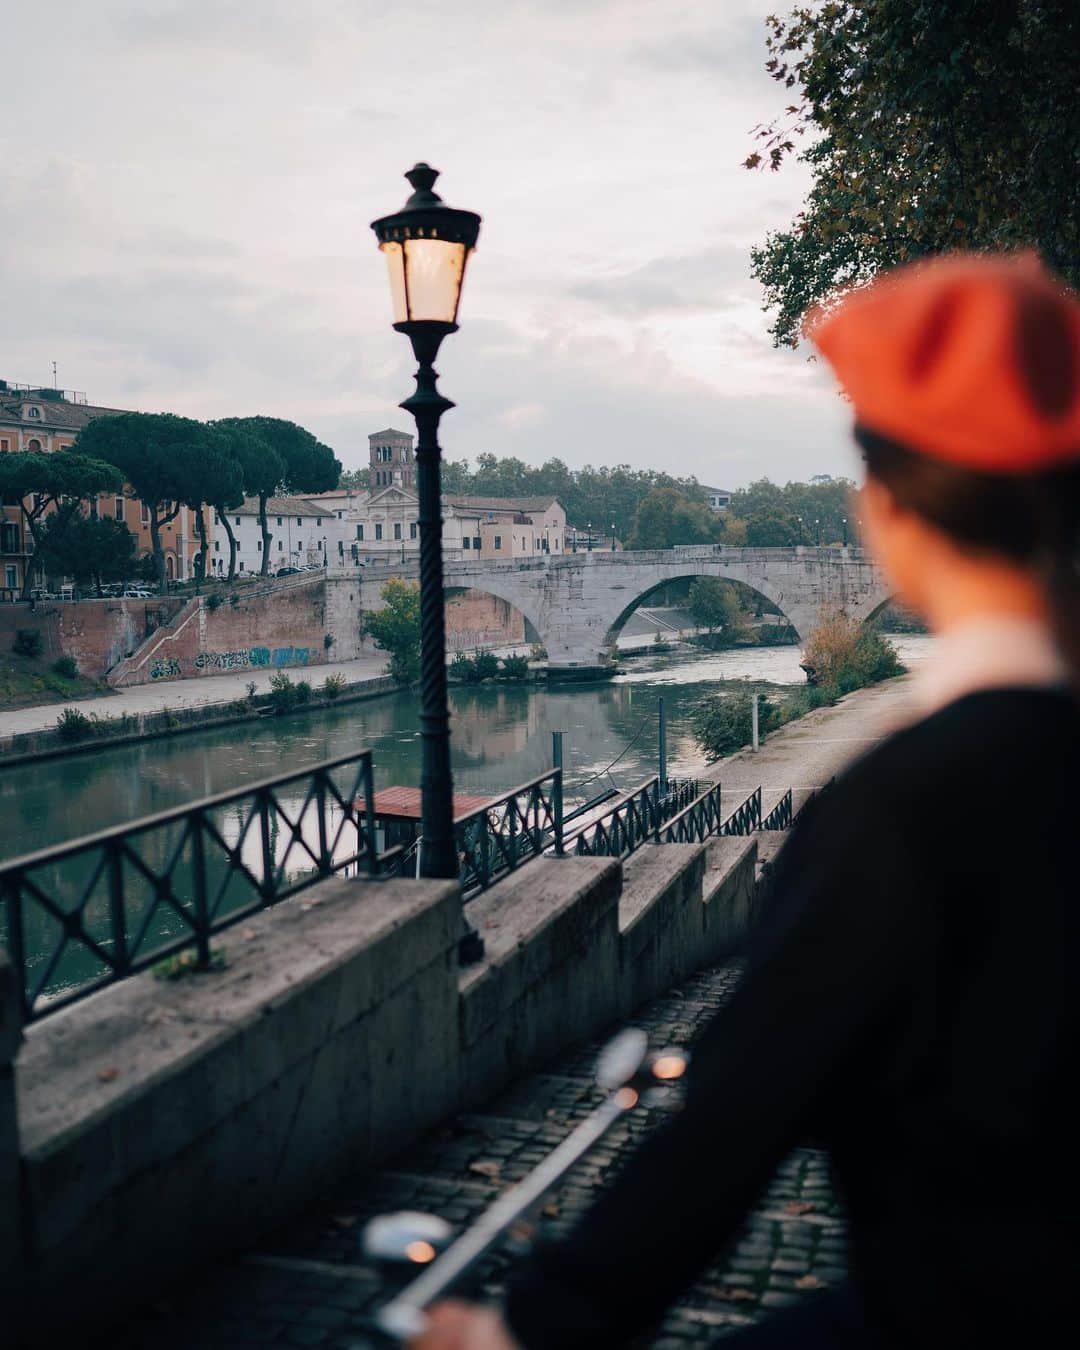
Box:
[745, 508, 802, 547]
[693, 690, 779, 761]
[362, 578, 421, 683]
[745, 2, 1080, 347]
[35, 502, 137, 595]
[215, 417, 340, 574]
[627, 488, 722, 549]
[687, 578, 752, 644]
[338, 465, 370, 490]
[74, 413, 208, 588]
[186, 426, 247, 581]
[0, 450, 122, 596]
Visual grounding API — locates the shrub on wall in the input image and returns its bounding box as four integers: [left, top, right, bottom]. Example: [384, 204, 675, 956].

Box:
[13, 629, 43, 659]
[501, 654, 529, 680]
[268, 672, 298, 713]
[56, 707, 95, 742]
[323, 673, 347, 700]
[206, 592, 224, 612]
[52, 655, 78, 678]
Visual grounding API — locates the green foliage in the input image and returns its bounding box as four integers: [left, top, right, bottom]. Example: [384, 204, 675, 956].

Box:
[56, 706, 94, 741]
[693, 690, 779, 762]
[206, 592, 224, 612]
[295, 679, 312, 704]
[451, 649, 500, 683]
[323, 673, 347, 699]
[687, 578, 752, 644]
[746, 3, 1079, 346]
[13, 629, 43, 658]
[529, 643, 548, 661]
[338, 465, 370, 490]
[363, 578, 421, 684]
[728, 477, 855, 546]
[754, 622, 799, 646]
[801, 609, 905, 694]
[627, 487, 723, 550]
[35, 503, 137, 594]
[501, 653, 530, 680]
[323, 632, 335, 649]
[52, 655, 78, 678]
[267, 671, 298, 713]
[152, 947, 228, 981]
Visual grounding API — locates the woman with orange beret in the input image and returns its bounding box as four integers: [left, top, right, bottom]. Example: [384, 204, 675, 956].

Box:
[410, 253, 1080, 1348]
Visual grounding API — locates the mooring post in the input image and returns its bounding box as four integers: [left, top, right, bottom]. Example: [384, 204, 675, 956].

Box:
[552, 730, 563, 773]
[658, 698, 668, 796]
[751, 691, 760, 752]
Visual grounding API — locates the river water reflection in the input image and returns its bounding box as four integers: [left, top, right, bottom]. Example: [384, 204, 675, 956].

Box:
[0, 636, 936, 864]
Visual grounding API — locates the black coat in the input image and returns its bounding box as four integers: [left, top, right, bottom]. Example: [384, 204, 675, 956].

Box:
[506, 689, 1080, 1347]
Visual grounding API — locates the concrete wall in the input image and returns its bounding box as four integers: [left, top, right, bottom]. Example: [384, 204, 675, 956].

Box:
[5, 833, 761, 1341]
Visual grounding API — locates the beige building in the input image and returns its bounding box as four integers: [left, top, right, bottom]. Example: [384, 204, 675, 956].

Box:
[0, 379, 205, 591]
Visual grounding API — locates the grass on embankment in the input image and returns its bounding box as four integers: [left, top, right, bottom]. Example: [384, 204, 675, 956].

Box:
[0, 650, 111, 710]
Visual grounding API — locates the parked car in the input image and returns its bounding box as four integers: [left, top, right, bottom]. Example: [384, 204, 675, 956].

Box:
[123, 587, 153, 598]
[275, 566, 301, 577]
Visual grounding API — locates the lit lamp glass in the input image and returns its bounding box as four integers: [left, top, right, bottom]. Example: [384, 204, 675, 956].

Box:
[372, 164, 481, 332]
[380, 237, 470, 326]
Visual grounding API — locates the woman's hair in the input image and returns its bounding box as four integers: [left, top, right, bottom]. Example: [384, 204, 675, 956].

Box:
[856, 425, 1080, 669]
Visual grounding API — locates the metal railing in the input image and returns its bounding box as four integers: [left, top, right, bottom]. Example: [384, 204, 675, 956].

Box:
[760, 789, 793, 831]
[456, 769, 564, 898]
[566, 776, 698, 860]
[0, 751, 378, 1023]
[659, 781, 763, 845]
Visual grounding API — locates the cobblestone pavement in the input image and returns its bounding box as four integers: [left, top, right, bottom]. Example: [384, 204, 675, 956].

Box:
[105, 959, 847, 1350]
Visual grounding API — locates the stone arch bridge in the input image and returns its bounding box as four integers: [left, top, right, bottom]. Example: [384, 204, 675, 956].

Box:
[351, 545, 891, 677]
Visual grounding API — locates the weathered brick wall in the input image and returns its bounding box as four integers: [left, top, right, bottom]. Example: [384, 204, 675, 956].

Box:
[445, 588, 526, 650]
[0, 599, 183, 678]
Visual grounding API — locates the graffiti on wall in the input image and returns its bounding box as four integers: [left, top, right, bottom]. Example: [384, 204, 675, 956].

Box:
[194, 645, 311, 671]
[150, 657, 182, 680]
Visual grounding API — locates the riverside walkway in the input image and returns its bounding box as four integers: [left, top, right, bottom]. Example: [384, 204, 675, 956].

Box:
[98, 678, 922, 1350]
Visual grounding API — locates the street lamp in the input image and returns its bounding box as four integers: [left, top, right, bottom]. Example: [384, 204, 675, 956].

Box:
[372, 163, 481, 881]
[815, 517, 821, 546]
[842, 516, 848, 548]
[611, 522, 616, 552]
[587, 520, 593, 553]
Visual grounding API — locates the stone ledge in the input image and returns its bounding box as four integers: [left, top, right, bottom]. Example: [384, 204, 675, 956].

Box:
[619, 843, 706, 1010]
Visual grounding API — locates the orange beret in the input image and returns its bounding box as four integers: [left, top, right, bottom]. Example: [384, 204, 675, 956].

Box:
[807, 252, 1080, 473]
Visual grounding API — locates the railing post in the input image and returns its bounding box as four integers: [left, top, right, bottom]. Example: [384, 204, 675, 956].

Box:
[190, 817, 211, 969]
[552, 730, 563, 775]
[360, 755, 379, 875]
[106, 836, 128, 976]
[553, 770, 564, 856]
[658, 697, 668, 796]
[751, 691, 759, 752]
[315, 770, 330, 875]
[653, 779, 662, 843]
[0, 950, 25, 1300]
[258, 788, 274, 902]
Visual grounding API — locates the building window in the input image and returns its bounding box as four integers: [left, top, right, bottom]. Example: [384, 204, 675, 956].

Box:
[141, 503, 151, 526]
[4, 565, 17, 589]
[473, 536, 481, 550]
[235, 516, 241, 526]
[356, 524, 364, 541]
[338, 540, 344, 556]
[27, 407, 41, 419]
[0, 439, 9, 452]
[27, 438, 41, 452]
[115, 496, 124, 520]
[316, 517, 322, 526]
[463, 537, 471, 550]
[278, 540, 283, 551]
[296, 517, 302, 526]
[409, 522, 417, 539]
[494, 535, 502, 549]
[257, 540, 262, 551]
[214, 540, 220, 551]
[1, 523, 20, 553]
[393, 523, 401, 540]
[276, 516, 283, 527]
[375, 523, 383, 540]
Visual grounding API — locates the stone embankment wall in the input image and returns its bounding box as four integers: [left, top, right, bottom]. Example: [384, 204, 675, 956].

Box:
[0, 596, 185, 677]
[3, 835, 757, 1339]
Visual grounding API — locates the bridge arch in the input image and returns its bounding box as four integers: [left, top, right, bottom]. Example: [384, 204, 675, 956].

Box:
[442, 580, 545, 654]
[601, 569, 802, 650]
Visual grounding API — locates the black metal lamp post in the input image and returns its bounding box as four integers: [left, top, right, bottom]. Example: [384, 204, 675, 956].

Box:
[587, 520, 593, 553]
[611, 522, 616, 552]
[842, 516, 848, 548]
[372, 163, 481, 880]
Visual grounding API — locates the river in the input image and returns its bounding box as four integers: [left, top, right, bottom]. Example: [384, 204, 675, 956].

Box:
[0, 636, 936, 864]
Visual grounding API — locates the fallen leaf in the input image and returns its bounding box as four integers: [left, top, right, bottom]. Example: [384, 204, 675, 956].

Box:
[97, 1067, 120, 1083]
[783, 1201, 815, 1216]
[542, 1202, 560, 1218]
[469, 1160, 502, 1180]
[796, 1275, 827, 1291]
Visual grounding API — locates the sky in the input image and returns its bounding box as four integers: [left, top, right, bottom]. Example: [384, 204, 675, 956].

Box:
[0, 0, 858, 489]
